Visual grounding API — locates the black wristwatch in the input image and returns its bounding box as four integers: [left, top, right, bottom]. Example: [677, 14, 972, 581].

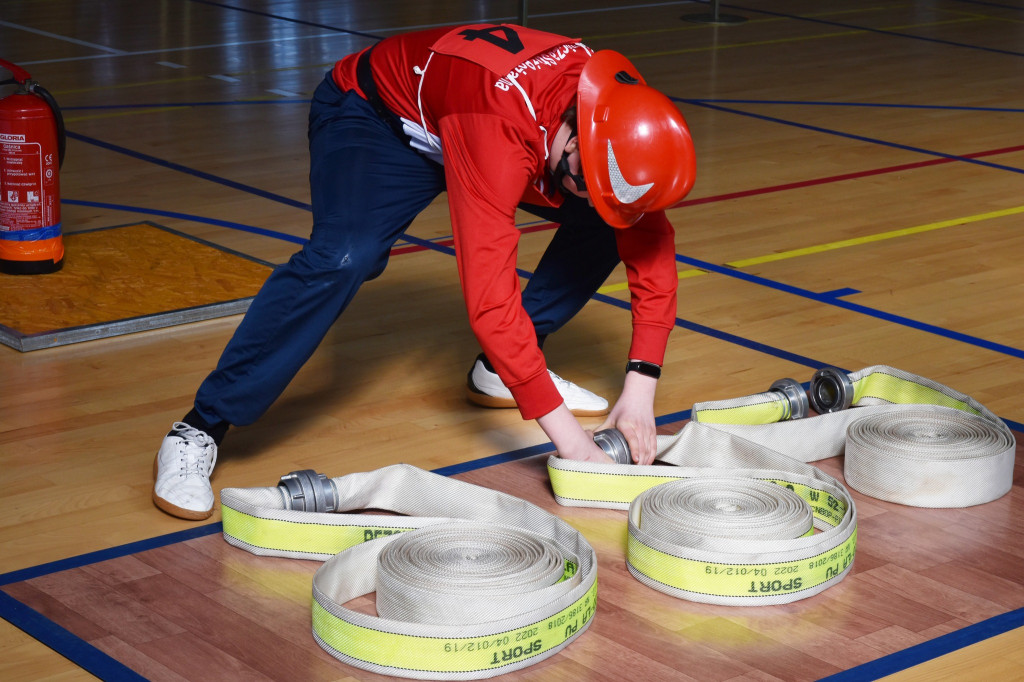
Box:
[626, 360, 662, 379]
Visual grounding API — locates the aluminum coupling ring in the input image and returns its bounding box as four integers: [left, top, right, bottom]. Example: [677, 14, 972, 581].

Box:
[808, 367, 855, 414]
[768, 377, 809, 420]
[593, 428, 633, 464]
[278, 469, 339, 513]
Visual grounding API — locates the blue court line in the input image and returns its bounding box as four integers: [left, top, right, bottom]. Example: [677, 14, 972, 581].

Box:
[678, 99, 1024, 176]
[0, 524, 225, 680]
[0, 592, 145, 681]
[60, 199, 454, 253]
[590, 288, 836, 370]
[432, 406, 695, 477]
[689, 99, 1024, 114]
[63, 100, 309, 110]
[951, 0, 1024, 11]
[713, 0, 1024, 58]
[65, 131, 314, 212]
[821, 288, 861, 299]
[819, 607, 1024, 681]
[0, 523, 224, 587]
[674, 253, 1024, 360]
[62, 199, 307, 245]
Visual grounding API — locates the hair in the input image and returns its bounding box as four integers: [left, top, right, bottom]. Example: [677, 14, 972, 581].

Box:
[561, 104, 577, 128]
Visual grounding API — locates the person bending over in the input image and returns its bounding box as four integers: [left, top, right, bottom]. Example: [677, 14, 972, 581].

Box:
[153, 23, 696, 520]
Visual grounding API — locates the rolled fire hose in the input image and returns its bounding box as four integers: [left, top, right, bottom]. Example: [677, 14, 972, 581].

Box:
[221, 464, 597, 680]
[693, 365, 1015, 506]
[550, 365, 1014, 605]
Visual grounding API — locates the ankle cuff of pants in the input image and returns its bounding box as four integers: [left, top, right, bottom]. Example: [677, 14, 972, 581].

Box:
[183, 407, 230, 445]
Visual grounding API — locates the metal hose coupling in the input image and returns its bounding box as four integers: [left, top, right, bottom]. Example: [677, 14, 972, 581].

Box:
[593, 428, 632, 464]
[278, 469, 339, 513]
[768, 377, 809, 420]
[809, 367, 855, 414]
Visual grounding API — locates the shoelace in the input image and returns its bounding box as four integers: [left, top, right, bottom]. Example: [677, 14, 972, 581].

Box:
[547, 370, 574, 391]
[172, 422, 218, 478]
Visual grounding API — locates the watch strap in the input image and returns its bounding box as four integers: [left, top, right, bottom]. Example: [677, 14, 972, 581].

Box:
[626, 360, 661, 379]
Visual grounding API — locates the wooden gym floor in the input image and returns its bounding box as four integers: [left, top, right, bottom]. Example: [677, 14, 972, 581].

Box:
[1, 1, 1022, 680]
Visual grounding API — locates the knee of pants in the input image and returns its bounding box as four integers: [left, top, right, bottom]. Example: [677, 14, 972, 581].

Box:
[291, 239, 389, 283]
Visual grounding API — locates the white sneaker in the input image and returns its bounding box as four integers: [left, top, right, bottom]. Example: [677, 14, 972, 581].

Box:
[153, 422, 218, 520]
[466, 355, 609, 417]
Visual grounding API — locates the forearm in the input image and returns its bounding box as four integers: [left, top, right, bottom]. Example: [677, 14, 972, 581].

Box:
[599, 366, 660, 464]
[621, 366, 658, 407]
[537, 404, 611, 463]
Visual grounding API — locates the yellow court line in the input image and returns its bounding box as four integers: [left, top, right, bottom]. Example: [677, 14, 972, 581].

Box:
[599, 268, 705, 295]
[596, 204, 1024, 295]
[728, 204, 1024, 268]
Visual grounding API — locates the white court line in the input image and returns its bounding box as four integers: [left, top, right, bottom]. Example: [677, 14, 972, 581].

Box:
[15, 1, 697, 66]
[17, 31, 365, 66]
[0, 19, 126, 54]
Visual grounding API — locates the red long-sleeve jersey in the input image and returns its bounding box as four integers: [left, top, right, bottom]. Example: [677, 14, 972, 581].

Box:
[333, 25, 677, 419]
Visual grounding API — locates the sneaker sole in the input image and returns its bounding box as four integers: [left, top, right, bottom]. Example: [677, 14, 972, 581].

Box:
[152, 455, 215, 521]
[465, 386, 610, 417]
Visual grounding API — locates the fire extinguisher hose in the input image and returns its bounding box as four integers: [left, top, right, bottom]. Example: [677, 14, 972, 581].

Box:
[26, 83, 66, 169]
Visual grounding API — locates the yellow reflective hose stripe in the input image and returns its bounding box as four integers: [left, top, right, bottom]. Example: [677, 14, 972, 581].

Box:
[313, 579, 598, 674]
[693, 399, 790, 425]
[547, 465, 681, 505]
[853, 372, 980, 415]
[628, 528, 857, 598]
[222, 505, 414, 555]
[549, 467, 849, 527]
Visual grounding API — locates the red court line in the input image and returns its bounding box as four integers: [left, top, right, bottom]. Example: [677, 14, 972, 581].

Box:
[388, 143, 1024, 256]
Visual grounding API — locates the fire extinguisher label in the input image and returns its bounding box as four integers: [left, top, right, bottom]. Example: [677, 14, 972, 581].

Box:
[2, 138, 58, 233]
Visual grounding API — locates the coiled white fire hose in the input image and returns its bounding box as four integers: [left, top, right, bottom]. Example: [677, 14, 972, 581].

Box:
[221, 464, 597, 680]
[549, 366, 1014, 605]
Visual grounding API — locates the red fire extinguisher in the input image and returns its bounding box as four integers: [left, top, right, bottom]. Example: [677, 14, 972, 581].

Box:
[0, 59, 66, 274]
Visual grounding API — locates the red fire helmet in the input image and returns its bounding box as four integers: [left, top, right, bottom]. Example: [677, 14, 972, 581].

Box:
[576, 50, 696, 228]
